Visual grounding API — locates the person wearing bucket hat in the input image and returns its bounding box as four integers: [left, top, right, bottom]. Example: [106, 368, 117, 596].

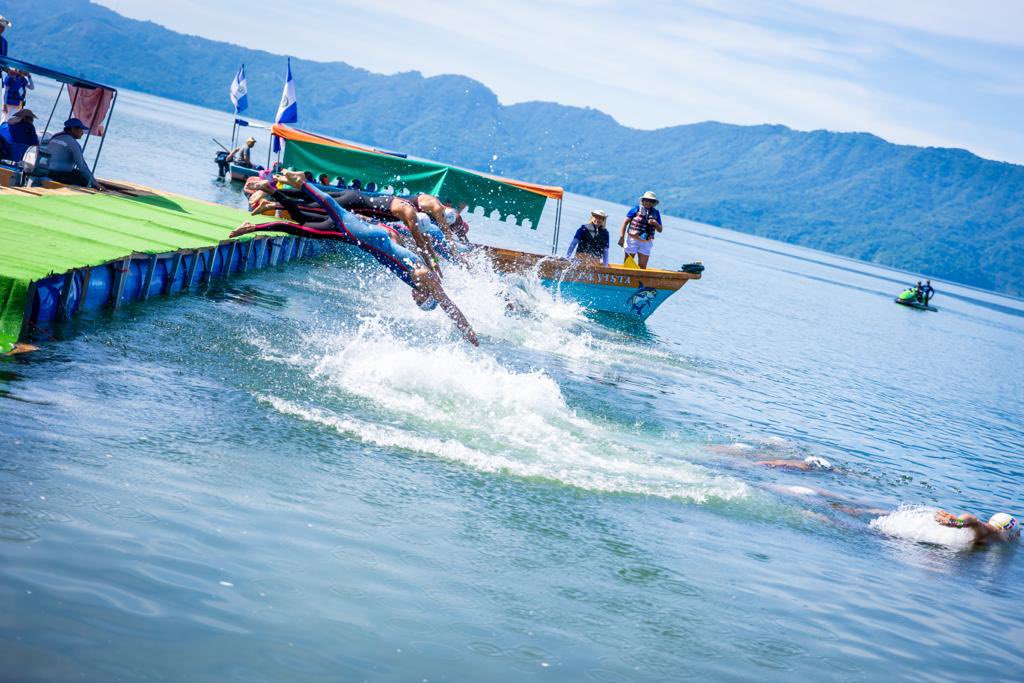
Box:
[0, 107, 39, 161]
[46, 117, 102, 188]
[618, 191, 663, 269]
[565, 209, 611, 266]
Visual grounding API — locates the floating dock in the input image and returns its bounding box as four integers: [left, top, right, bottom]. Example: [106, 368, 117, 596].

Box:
[0, 182, 316, 353]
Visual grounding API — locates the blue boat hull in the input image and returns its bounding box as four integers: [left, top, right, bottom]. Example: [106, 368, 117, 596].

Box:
[483, 246, 700, 321]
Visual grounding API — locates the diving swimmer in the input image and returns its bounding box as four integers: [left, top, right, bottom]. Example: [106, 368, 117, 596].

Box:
[230, 170, 479, 346]
[934, 510, 1019, 545]
[245, 179, 463, 270]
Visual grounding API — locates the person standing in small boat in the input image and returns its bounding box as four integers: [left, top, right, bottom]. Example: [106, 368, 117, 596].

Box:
[565, 209, 610, 266]
[618, 191, 662, 269]
[1, 68, 31, 123]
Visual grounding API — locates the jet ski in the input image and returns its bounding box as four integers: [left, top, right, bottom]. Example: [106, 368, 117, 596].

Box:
[895, 288, 937, 311]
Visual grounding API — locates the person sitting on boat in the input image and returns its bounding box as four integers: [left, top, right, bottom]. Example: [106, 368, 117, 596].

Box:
[923, 279, 935, 305]
[1, 68, 32, 122]
[618, 191, 662, 269]
[565, 209, 610, 266]
[348, 178, 363, 190]
[0, 107, 38, 162]
[46, 117, 102, 189]
[334, 176, 346, 187]
[229, 169, 478, 346]
[935, 510, 1019, 545]
[317, 173, 330, 185]
[226, 137, 256, 168]
[914, 281, 924, 303]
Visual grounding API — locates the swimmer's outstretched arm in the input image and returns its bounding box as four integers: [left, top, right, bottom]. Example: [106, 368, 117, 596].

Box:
[416, 269, 478, 346]
[935, 511, 996, 543]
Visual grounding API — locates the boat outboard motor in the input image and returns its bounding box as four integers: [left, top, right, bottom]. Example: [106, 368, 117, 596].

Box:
[215, 150, 230, 179]
[680, 261, 705, 274]
[20, 144, 52, 186]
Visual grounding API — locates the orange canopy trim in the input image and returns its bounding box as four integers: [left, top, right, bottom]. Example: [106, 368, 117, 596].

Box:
[271, 124, 564, 201]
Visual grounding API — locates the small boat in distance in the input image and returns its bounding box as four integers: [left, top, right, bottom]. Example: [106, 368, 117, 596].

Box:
[895, 288, 937, 312]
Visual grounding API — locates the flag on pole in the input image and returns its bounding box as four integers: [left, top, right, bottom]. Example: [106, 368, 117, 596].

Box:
[229, 64, 248, 113]
[272, 58, 297, 153]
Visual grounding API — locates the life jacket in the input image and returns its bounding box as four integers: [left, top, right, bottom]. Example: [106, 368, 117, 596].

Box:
[628, 208, 656, 240]
[577, 224, 607, 256]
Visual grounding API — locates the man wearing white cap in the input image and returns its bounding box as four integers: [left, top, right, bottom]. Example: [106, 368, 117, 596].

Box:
[618, 190, 663, 269]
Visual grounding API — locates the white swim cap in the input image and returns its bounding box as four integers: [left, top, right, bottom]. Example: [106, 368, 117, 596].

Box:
[989, 513, 1019, 538]
[803, 455, 832, 469]
[443, 207, 458, 226]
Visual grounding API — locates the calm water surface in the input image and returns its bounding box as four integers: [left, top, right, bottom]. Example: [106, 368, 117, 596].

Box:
[1, 84, 1023, 682]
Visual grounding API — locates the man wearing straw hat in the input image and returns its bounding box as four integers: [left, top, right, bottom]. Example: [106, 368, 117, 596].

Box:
[618, 191, 663, 269]
[565, 209, 611, 266]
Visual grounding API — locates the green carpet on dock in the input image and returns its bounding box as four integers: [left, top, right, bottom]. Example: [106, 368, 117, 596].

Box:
[0, 190, 271, 352]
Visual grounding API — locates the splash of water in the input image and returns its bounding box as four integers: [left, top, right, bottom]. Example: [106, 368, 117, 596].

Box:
[870, 506, 975, 548]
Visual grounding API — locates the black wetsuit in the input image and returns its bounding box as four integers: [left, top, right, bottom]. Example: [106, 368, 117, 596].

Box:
[272, 188, 396, 224]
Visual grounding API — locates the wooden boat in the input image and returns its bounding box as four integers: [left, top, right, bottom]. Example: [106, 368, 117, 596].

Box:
[270, 125, 704, 320]
[482, 246, 700, 319]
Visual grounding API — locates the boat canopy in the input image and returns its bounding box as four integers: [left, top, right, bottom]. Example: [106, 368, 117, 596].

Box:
[273, 124, 563, 229]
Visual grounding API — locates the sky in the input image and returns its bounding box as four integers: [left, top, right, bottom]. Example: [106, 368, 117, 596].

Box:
[95, 0, 1024, 164]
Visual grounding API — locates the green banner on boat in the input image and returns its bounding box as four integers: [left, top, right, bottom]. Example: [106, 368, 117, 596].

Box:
[283, 140, 545, 229]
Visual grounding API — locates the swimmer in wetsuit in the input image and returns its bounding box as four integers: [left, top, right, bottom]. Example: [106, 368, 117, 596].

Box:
[247, 179, 458, 272]
[230, 170, 479, 346]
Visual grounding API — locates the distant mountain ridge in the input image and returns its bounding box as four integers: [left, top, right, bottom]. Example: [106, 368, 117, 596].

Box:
[6, 0, 1023, 295]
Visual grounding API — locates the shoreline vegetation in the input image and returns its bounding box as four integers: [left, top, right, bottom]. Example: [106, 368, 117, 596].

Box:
[9, 0, 1023, 296]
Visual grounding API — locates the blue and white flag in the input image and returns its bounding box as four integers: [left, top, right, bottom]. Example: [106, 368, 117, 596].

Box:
[273, 58, 297, 153]
[229, 64, 248, 113]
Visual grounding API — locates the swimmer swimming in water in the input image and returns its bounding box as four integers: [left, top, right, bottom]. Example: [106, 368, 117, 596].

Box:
[934, 510, 1020, 545]
[230, 170, 479, 346]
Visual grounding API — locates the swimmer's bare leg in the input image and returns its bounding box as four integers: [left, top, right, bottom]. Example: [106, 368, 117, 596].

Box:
[229, 222, 261, 238]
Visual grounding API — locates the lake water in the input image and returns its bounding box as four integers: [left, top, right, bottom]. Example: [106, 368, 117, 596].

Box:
[2, 81, 1023, 682]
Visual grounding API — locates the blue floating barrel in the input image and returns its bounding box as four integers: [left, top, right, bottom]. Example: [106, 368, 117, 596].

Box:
[83, 264, 113, 310]
[168, 256, 187, 293]
[120, 260, 145, 303]
[232, 243, 247, 274]
[30, 275, 62, 323]
[147, 258, 169, 298]
[192, 251, 208, 283]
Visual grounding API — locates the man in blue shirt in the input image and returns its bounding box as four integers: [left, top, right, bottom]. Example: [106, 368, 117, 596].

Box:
[565, 209, 610, 266]
[617, 191, 663, 269]
[2, 69, 32, 121]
